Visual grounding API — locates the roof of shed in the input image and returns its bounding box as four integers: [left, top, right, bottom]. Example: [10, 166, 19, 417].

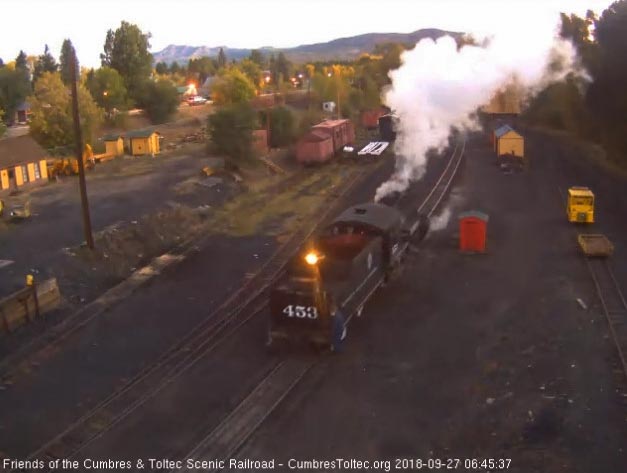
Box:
[0, 135, 48, 169]
[313, 119, 351, 129]
[301, 130, 332, 143]
[459, 210, 489, 221]
[125, 129, 160, 139]
[494, 125, 522, 139]
[101, 133, 124, 141]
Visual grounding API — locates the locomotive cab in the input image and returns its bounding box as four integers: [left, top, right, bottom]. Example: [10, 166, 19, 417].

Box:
[268, 203, 406, 351]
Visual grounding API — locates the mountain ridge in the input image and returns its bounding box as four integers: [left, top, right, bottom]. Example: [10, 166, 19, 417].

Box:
[152, 28, 462, 64]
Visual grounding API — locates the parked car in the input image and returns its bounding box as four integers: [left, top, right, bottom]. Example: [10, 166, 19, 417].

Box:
[187, 95, 207, 106]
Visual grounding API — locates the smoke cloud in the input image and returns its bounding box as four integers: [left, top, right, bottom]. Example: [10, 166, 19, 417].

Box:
[428, 207, 452, 233]
[374, 4, 581, 201]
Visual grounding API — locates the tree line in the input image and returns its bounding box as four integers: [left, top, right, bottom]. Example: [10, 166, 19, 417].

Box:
[524, 0, 627, 164]
[0, 18, 406, 161]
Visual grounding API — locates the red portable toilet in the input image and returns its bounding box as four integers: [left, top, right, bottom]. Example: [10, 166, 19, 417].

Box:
[459, 210, 489, 253]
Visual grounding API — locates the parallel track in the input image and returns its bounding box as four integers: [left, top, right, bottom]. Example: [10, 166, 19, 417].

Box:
[172, 139, 467, 472]
[14, 168, 369, 472]
[585, 258, 627, 378]
[556, 185, 627, 381]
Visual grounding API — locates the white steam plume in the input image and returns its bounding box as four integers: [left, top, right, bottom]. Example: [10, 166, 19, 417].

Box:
[375, 4, 581, 202]
[428, 207, 452, 233]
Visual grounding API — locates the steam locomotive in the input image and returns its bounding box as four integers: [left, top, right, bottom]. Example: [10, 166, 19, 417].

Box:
[268, 202, 428, 352]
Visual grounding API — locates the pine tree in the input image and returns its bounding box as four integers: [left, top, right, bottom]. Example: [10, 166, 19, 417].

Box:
[217, 48, 227, 69]
[15, 50, 28, 70]
[59, 39, 77, 85]
[33, 44, 58, 83]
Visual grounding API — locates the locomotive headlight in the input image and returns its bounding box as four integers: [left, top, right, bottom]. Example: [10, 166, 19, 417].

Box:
[305, 252, 322, 265]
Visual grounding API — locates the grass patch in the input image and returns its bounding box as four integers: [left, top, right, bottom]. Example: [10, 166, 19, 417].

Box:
[210, 163, 351, 236]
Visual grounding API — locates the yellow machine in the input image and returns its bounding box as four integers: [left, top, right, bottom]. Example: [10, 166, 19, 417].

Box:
[47, 145, 96, 179]
[567, 187, 594, 223]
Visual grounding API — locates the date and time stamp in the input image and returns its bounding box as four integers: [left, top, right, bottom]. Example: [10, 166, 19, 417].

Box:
[3, 457, 513, 471]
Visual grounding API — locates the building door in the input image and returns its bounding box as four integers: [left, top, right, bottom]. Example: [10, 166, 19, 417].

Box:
[8, 169, 17, 190]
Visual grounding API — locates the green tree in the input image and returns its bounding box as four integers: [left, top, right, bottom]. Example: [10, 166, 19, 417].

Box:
[217, 48, 227, 69]
[523, 76, 589, 134]
[28, 72, 103, 148]
[0, 67, 31, 124]
[0, 108, 6, 137]
[59, 39, 77, 85]
[560, 11, 599, 74]
[249, 49, 265, 67]
[261, 106, 295, 148]
[33, 44, 58, 83]
[155, 61, 169, 75]
[85, 66, 128, 114]
[15, 50, 28, 70]
[170, 61, 180, 75]
[211, 68, 256, 105]
[587, 0, 627, 160]
[238, 59, 263, 90]
[101, 21, 153, 103]
[207, 103, 257, 161]
[276, 52, 291, 82]
[138, 79, 179, 124]
[188, 57, 216, 85]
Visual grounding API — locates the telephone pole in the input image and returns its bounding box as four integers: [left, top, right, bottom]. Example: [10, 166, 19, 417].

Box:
[70, 46, 94, 249]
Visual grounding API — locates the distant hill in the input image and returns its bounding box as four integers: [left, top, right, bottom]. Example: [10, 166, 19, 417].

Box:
[152, 28, 461, 65]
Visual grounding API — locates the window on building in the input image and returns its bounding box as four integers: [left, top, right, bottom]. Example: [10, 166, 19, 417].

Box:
[34, 162, 41, 180]
[21, 165, 29, 183]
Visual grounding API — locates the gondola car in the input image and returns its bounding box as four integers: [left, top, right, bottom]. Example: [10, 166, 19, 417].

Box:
[268, 203, 408, 352]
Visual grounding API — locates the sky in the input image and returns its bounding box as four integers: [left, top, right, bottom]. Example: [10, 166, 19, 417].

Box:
[1, 0, 615, 68]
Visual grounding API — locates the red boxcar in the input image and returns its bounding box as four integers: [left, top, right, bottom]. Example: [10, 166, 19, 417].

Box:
[361, 109, 386, 129]
[312, 119, 355, 152]
[296, 119, 355, 164]
[295, 130, 335, 164]
[458, 210, 489, 253]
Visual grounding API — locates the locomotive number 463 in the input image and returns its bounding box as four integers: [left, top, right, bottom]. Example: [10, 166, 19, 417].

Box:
[283, 305, 318, 319]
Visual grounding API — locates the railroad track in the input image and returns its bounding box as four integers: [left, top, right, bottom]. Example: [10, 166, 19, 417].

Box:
[172, 139, 467, 472]
[585, 258, 627, 378]
[175, 358, 315, 473]
[13, 167, 369, 473]
[556, 184, 627, 381]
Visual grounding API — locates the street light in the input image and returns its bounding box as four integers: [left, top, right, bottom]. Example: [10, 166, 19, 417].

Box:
[327, 71, 341, 119]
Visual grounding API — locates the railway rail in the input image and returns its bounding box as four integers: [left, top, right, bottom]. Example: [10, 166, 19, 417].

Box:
[13, 166, 370, 472]
[585, 258, 627, 378]
[556, 184, 627, 382]
[172, 139, 467, 472]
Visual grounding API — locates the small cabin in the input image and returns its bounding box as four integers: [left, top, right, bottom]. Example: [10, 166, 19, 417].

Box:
[494, 125, 524, 158]
[0, 136, 49, 193]
[459, 210, 489, 253]
[126, 129, 161, 157]
[102, 134, 125, 157]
